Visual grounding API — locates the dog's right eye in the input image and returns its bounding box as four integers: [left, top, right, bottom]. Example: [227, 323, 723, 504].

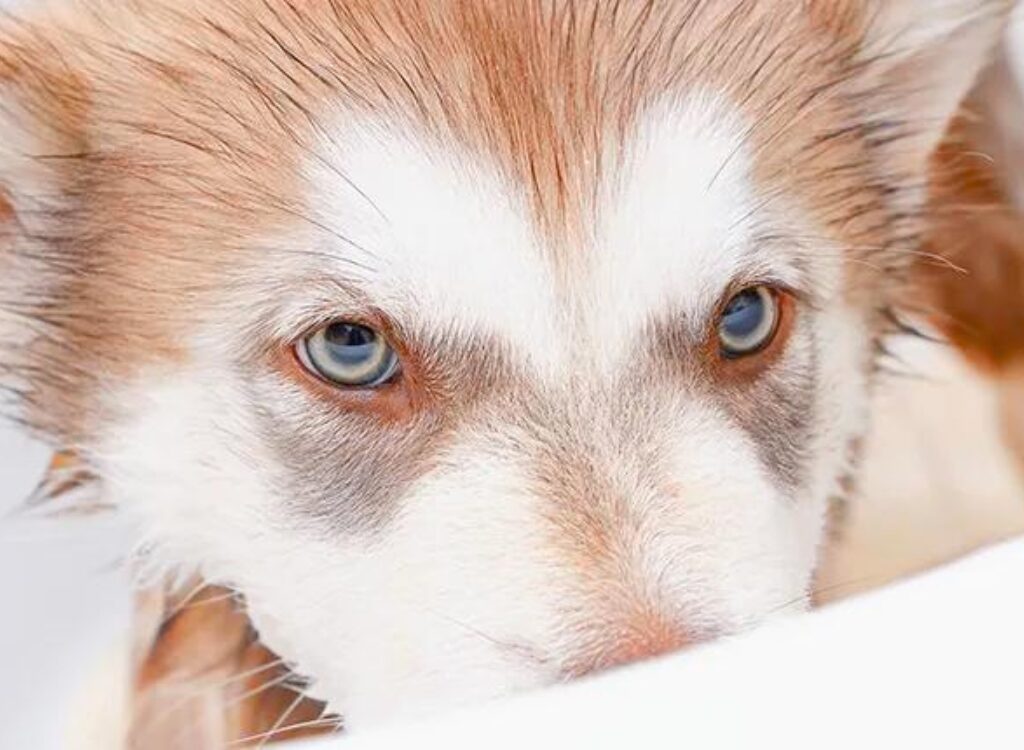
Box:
[296, 322, 400, 388]
[718, 286, 781, 358]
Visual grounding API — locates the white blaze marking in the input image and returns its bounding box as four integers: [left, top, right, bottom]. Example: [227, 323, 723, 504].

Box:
[305, 92, 757, 377]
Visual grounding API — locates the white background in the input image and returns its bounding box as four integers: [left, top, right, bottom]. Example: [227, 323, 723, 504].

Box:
[0, 426, 132, 747]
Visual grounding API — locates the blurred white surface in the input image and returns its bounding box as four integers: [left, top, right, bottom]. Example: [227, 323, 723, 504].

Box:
[309, 539, 1024, 750]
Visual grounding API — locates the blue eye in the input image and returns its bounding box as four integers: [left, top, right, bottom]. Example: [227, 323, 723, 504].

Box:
[297, 322, 400, 387]
[718, 286, 780, 357]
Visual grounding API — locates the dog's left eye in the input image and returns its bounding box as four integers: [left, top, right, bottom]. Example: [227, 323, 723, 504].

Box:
[718, 286, 780, 357]
[296, 322, 400, 387]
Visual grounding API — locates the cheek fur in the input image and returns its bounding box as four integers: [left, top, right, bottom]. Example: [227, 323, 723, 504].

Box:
[83, 258, 873, 725]
[94, 336, 846, 725]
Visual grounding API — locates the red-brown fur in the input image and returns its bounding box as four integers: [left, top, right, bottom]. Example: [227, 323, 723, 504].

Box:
[131, 583, 334, 747]
[918, 51, 1024, 375]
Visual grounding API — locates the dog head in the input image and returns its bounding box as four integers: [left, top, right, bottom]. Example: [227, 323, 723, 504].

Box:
[0, 0, 1010, 727]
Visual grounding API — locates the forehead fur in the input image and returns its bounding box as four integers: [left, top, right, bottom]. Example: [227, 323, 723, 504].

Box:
[0, 0, 1007, 437]
[305, 94, 771, 377]
[0, 0, 888, 238]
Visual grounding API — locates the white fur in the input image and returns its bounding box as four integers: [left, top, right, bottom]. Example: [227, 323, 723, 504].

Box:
[87, 90, 875, 728]
[591, 93, 761, 364]
[305, 120, 564, 374]
[304, 92, 780, 378]
[100, 366, 832, 727]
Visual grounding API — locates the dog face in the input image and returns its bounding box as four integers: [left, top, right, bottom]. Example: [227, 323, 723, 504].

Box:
[0, 0, 1010, 727]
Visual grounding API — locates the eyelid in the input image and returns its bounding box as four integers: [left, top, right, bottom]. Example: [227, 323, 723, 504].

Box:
[711, 276, 802, 324]
[278, 305, 397, 350]
[264, 278, 381, 344]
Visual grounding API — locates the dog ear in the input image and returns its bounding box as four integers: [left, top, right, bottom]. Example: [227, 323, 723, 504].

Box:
[0, 11, 91, 236]
[911, 44, 1024, 472]
[916, 45, 1024, 374]
[838, 0, 1014, 178]
[0, 12, 93, 437]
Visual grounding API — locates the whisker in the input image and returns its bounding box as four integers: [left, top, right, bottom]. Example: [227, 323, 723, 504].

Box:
[159, 580, 215, 625]
[227, 716, 342, 747]
[424, 608, 553, 668]
[212, 657, 290, 692]
[255, 691, 307, 749]
[139, 661, 292, 749]
[221, 670, 300, 711]
[161, 588, 243, 628]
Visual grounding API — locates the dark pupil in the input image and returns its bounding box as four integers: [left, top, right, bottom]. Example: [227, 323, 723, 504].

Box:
[324, 323, 378, 365]
[722, 290, 764, 338]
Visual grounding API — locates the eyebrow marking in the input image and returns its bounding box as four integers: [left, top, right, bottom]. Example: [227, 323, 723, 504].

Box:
[302, 87, 777, 381]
